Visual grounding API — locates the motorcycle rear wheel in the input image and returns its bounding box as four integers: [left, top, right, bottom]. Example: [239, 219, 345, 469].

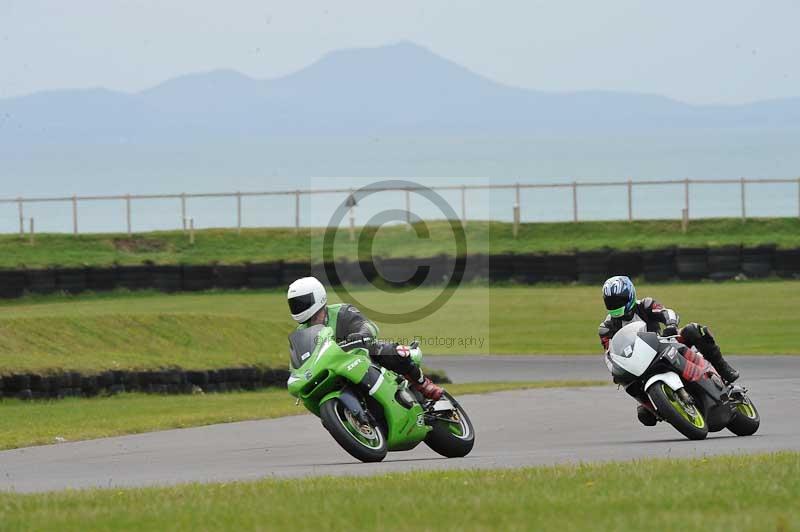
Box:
[727, 396, 760, 436]
[647, 383, 708, 441]
[320, 399, 387, 463]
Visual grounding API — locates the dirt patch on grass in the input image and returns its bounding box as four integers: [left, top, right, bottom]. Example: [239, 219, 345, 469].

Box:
[113, 237, 169, 254]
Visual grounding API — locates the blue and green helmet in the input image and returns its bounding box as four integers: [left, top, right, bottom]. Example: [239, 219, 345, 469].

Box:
[602, 276, 637, 318]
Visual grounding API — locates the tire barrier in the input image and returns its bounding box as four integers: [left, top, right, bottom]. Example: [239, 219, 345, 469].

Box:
[642, 247, 677, 282]
[152, 265, 183, 293]
[608, 250, 643, 279]
[489, 254, 515, 282]
[0, 270, 26, 299]
[511, 254, 547, 284]
[212, 265, 248, 289]
[247, 262, 282, 289]
[576, 250, 611, 284]
[118, 265, 153, 291]
[741, 245, 775, 279]
[462, 254, 489, 283]
[25, 269, 57, 294]
[0, 367, 288, 400]
[181, 265, 215, 292]
[0, 366, 451, 400]
[426, 254, 456, 287]
[374, 257, 427, 287]
[675, 247, 709, 281]
[544, 253, 577, 283]
[280, 262, 311, 285]
[776, 248, 800, 279]
[55, 267, 87, 294]
[707, 246, 741, 281]
[86, 267, 117, 292]
[1, 246, 800, 300]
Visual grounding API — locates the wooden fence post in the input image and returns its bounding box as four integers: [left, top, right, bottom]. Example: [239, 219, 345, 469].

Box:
[740, 177, 747, 222]
[295, 190, 300, 232]
[461, 185, 467, 226]
[17, 198, 24, 238]
[236, 191, 242, 235]
[572, 181, 578, 222]
[181, 193, 187, 232]
[684, 178, 690, 219]
[72, 195, 78, 235]
[126, 194, 132, 236]
[627, 179, 633, 222]
[513, 182, 521, 238]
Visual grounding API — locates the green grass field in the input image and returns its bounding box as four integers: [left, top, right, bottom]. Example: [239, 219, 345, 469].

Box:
[0, 381, 604, 450]
[1, 217, 799, 268]
[0, 452, 795, 531]
[0, 281, 798, 374]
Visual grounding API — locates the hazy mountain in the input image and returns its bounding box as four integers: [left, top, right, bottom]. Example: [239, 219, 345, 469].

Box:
[2, 41, 800, 146]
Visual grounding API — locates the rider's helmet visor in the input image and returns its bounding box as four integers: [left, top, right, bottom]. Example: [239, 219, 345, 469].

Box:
[289, 293, 316, 315]
[604, 294, 629, 313]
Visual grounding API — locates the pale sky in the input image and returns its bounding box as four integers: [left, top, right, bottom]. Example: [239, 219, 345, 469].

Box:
[1, 0, 798, 104]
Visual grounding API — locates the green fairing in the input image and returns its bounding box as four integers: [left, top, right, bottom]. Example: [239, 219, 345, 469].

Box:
[287, 326, 430, 450]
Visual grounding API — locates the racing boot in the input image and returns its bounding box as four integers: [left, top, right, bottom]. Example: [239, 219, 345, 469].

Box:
[637, 404, 658, 426]
[409, 370, 444, 401]
[704, 344, 739, 383]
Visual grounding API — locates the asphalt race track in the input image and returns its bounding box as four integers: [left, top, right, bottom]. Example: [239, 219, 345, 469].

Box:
[1, 356, 798, 493]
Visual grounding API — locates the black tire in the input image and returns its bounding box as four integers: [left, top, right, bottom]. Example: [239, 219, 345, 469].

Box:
[319, 399, 387, 463]
[727, 396, 761, 436]
[647, 383, 708, 441]
[424, 392, 475, 458]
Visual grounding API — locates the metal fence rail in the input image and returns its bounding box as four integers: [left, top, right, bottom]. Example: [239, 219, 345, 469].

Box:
[1, 177, 799, 236]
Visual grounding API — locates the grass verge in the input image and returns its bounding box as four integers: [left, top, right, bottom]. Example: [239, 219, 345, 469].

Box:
[0, 281, 797, 375]
[0, 381, 604, 450]
[0, 452, 796, 531]
[1, 217, 799, 268]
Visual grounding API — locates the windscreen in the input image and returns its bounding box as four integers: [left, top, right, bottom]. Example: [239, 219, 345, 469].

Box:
[609, 322, 646, 357]
[288, 324, 325, 369]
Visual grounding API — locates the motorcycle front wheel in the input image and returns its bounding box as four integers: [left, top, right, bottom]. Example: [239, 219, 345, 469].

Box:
[647, 382, 708, 441]
[320, 399, 387, 463]
[727, 395, 760, 436]
[424, 392, 475, 458]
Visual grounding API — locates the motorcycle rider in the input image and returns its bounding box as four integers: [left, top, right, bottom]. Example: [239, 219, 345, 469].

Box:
[287, 276, 444, 401]
[599, 275, 740, 426]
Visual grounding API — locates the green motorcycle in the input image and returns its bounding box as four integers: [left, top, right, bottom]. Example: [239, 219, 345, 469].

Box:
[287, 324, 475, 463]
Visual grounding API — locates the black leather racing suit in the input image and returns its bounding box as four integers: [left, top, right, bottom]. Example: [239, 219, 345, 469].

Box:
[314, 303, 419, 377]
[598, 297, 679, 351]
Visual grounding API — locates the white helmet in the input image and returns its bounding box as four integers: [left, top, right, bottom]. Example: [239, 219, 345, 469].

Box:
[287, 277, 328, 323]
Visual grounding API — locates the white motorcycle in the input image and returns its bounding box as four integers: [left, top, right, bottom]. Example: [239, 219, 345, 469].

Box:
[606, 322, 760, 440]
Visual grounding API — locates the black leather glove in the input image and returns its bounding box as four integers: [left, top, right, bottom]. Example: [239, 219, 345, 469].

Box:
[662, 325, 679, 337]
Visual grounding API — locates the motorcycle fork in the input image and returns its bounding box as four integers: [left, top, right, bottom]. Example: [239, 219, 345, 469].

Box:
[676, 388, 695, 405]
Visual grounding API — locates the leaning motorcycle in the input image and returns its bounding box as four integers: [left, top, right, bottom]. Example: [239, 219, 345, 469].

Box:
[287, 324, 475, 462]
[605, 322, 760, 441]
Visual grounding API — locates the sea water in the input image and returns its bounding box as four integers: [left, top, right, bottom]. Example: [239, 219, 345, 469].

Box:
[1, 129, 798, 234]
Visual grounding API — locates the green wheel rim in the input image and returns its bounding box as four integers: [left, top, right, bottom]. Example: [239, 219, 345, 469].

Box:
[448, 421, 465, 437]
[335, 403, 384, 450]
[663, 384, 705, 429]
[736, 400, 757, 419]
[442, 400, 471, 440]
